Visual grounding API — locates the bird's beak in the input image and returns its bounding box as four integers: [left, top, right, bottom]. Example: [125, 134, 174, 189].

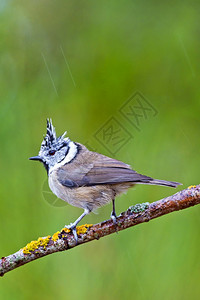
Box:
[29, 156, 43, 162]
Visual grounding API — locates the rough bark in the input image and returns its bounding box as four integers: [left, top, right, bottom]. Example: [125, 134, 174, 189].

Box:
[0, 185, 199, 277]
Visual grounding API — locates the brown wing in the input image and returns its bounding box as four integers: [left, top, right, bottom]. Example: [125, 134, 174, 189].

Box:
[57, 146, 153, 188]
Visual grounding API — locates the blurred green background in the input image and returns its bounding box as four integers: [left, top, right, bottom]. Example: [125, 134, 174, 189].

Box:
[0, 0, 200, 299]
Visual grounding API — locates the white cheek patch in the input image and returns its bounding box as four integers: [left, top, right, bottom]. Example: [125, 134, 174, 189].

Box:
[63, 141, 78, 163]
[49, 141, 78, 173]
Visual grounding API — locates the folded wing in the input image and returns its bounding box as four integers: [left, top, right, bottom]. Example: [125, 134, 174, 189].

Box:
[58, 154, 153, 187]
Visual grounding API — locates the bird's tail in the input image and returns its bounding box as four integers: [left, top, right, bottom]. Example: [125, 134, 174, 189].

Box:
[143, 179, 182, 188]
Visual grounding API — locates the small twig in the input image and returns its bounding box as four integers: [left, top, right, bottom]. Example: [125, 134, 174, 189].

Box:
[0, 185, 199, 277]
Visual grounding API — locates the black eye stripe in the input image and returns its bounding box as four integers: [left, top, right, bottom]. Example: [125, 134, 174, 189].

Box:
[57, 144, 68, 151]
[57, 145, 70, 164]
[48, 144, 68, 156]
[65, 146, 69, 156]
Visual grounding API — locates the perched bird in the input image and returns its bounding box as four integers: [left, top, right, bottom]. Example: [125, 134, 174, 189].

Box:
[30, 119, 181, 241]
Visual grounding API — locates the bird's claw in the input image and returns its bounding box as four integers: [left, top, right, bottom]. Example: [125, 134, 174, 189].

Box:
[65, 223, 78, 243]
[111, 212, 117, 225]
[111, 212, 118, 234]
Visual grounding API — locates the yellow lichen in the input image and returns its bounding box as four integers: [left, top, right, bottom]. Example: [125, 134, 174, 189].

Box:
[51, 228, 71, 242]
[52, 228, 71, 242]
[23, 235, 51, 254]
[188, 185, 196, 189]
[76, 224, 93, 235]
[23, 224, 94, 254]
[60, 227, 71, 234]
[52, 231, 60, 242]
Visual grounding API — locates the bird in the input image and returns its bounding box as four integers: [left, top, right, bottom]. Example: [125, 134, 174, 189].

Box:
[29, 119, 181, 241]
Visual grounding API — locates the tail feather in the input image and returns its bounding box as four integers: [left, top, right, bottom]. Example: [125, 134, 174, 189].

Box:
[139, 179, 182, 188]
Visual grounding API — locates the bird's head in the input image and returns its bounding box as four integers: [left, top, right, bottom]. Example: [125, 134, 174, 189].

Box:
[29, 119, 72, 173]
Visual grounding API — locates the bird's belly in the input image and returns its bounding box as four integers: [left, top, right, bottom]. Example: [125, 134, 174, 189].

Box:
[48, 172, 117, 211]
[48, 171, 133, 211]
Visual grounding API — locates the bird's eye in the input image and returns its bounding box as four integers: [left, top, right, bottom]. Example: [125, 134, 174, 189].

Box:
[49, 150, 56, 156]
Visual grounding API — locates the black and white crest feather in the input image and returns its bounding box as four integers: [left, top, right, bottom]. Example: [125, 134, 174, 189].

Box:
[42, 119, 57, 147]
[41, 119, 69, 150]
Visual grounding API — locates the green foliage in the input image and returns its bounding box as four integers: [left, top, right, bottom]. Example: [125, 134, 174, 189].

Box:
[0, 1, 200, 299]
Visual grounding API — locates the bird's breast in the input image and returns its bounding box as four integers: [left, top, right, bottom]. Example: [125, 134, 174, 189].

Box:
[48, 170, 68, 201]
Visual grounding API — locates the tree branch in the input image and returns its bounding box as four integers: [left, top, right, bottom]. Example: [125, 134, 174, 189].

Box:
[1, 185, 199, 277]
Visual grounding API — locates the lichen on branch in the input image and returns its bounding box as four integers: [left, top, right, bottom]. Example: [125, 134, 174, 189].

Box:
[0, 185, 199, 277]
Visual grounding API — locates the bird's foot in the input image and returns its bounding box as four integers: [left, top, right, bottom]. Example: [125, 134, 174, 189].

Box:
[111, 211, 117, 224]
[110, 211, 118, 233]
[65, 223, 78, 243]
